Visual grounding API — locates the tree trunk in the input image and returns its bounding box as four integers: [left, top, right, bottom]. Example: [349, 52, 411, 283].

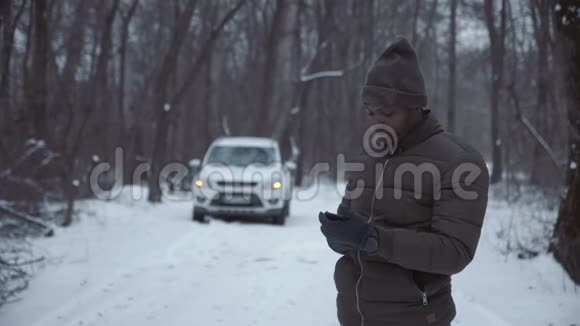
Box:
[29, 0, 49, 143]
[147, 0, 198, 203]
[411, 0, 421, 44]
[118, 0, 139, 141]
[62, 0, 119, 226]
[550, 0, 580, 286]
[447, 0, 457, 133]
[118, 0, 139, 184]
[0, 0, 23, 139]
[530, 0, 555, 186]
[57, 1, 88, 153]
[484, 0, 507, 184]
[257, 0, 283, 133]
[0, 0, 12, 102]
[148, 0, 245, 202]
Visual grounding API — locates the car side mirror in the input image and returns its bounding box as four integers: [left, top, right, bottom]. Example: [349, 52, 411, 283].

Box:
[189, 158, 202, 169]
[284, 160, 296, 172]
[189, 158, 202, 178]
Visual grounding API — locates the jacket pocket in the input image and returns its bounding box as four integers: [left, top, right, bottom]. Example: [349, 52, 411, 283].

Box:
[412, 270, 429, 306]
[419, 271, 452, 298]
[358, 260, 425, 303]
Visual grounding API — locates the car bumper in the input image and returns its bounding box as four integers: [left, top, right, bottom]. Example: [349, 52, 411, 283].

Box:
[193, 187, 287, 217]
[195, 205, 285, 217]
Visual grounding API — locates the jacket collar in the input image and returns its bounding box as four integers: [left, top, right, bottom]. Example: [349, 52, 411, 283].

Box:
[396, 109, 444, 154]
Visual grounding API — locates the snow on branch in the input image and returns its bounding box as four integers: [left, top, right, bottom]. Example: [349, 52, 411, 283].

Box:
[0, 237, 41, 306]
[0, 203, 54, 237]
[0, 139, 59, 179]
[299, 59, 363, 83]
[300, 70, 344, 82]
[221, 115, 231, 136]
[289, 136, 300, 161]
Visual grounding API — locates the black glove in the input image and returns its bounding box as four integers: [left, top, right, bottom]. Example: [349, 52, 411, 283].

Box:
[318, 211, 379, 253]
[327, 238, 354, 254]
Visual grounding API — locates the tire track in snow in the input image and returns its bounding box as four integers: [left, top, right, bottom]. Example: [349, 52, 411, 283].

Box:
[4, 193, 527, 326]
[452, 290, 515, 326]
[23, 219, 204, 326]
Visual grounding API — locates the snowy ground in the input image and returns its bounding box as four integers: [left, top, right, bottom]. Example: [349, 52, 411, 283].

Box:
[0, 184, 579, 326]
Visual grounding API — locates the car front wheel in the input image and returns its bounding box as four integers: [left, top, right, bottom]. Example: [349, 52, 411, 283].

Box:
[192, 207, 207, 223]
[273, 214, 285, 225]
[272, 201, 290, 226]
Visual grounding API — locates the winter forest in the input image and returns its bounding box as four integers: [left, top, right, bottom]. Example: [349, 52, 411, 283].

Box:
[1, 0, 580, 325]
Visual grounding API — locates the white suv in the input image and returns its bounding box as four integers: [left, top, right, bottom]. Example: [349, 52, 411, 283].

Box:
[191, 137, 294, 225]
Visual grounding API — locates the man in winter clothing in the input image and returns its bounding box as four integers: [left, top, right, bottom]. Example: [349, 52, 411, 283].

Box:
[319, 37, 490, 326]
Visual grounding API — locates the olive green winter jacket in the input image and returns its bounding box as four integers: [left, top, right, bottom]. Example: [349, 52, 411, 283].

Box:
[334, 110, 490, 326]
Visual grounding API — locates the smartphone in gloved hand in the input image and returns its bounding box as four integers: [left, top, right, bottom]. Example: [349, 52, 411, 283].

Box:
[323, 211, 350, 221]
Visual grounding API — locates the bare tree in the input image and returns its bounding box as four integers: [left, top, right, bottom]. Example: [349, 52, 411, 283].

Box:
[256, 0, 299, 133]
[147, 0, 199, 203]
[118, 0, 139, 139]
[484, 0, 507, 184]
[1, 0, 24, 106]
[27, 0, 49, 142]
[447, 0, 457, 133]
[550, 0, 580, 286]
[148, 0, 247, 202]
[411, 0, 422, 44]
[529, 0, 556, 186]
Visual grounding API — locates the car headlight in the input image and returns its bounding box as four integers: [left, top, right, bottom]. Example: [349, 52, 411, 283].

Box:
[194, 179, 204, 187]
[272, 181, 282, 189]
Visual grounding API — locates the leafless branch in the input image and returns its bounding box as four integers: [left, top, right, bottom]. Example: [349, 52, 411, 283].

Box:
[507, 83, 565, 177]
[0, 203, 54, 237]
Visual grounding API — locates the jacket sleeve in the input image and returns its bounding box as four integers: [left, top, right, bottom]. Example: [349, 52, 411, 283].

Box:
[330, 178, 361, 256]
[337, 177, 357, 217]
[372, 153, 490, 275]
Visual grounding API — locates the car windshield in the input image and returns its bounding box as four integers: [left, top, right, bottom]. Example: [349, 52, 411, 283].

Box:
[206, 146, 276, 167]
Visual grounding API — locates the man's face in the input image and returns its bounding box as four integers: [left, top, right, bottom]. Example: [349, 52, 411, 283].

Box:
[364, 105, 416, 138]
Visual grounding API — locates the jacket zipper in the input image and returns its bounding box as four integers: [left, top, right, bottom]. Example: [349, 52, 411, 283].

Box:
[422, 291, 428, 305]
[416, 277, 429, 306]
[355, 158, 389, 326]
[354, 157, 429, 326]
[415, 273, 429, 306]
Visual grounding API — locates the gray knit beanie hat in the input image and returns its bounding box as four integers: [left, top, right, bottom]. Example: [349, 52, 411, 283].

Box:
[361, 37, 427, 108]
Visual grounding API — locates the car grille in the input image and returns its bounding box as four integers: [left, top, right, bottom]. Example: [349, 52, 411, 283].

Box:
[210, 193, 263, 207]
[216, 181, 258, 187]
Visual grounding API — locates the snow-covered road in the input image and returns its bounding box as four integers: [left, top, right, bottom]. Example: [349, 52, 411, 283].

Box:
[1, 185, 578, 326]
